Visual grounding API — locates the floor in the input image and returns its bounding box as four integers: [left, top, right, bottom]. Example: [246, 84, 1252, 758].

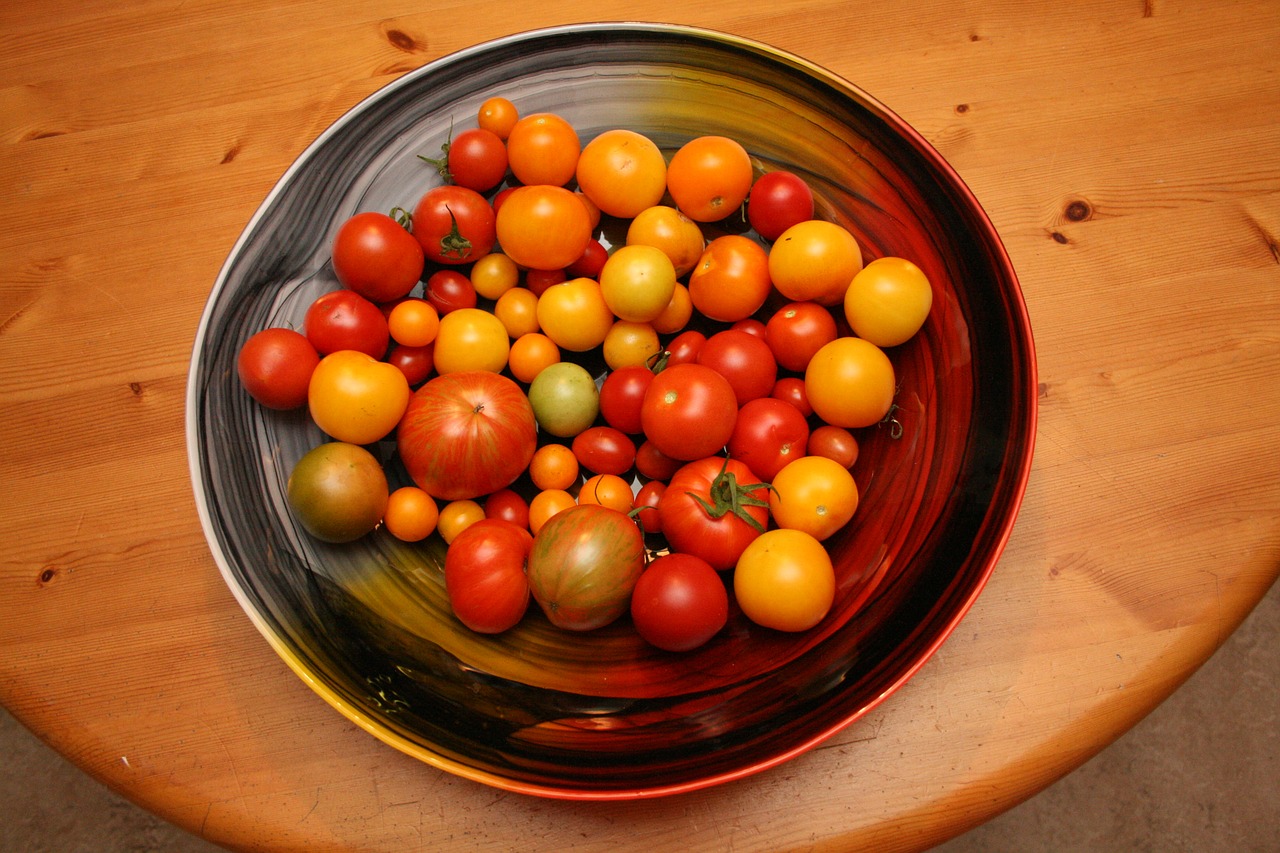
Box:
[2, 580, 1276, 853]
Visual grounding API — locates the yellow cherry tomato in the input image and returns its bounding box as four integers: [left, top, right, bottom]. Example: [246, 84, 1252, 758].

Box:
[804, 337, 896, 428]
[307, 350, 410, 444]
[432, 307, 510, 374]
[768, 456, 859, 541]
[844, 257, 934, 347]
[383, 486, 439, 542]
[536, 278, 614, 352]
[734, 529, 835, 632]
[437, 499, 485, 544]
[598, 244, 678, 323]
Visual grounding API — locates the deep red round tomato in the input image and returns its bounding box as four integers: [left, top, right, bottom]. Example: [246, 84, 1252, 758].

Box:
[411, 185, 496, 265]
[423, 269, 477, 314]
[697, 329, 778, 407]
[727, 396, 811, 481]
[397, 371, 537, 501]
[732, 318, 767, 338]
[236, 327, 320, 410]
[658, 456, 769, 571]
[598, 365, 655, 434]
[566, 238, 609, 279]
[640, 363, 738, 461]
[633, 479, 666, 534]
[444, 518, 532, 634]
[634, 439, 683, 482]
[808, 424, 860, 468]
[771, 376, 813, 417]
[484, 487, 531, 531]
[571, 425, 637, 476]
[630, 552, 729, 652]
[765, 301, 839, 372]
[385, 343, 434, 386]
[526, 504, 646, 631]
[331, 211, 425, 303]
[303, 289, 390, 358]
[524, 267, 567, 297]
[661, 329, 707, 368]
[446, 127, 509, 193]
[747, 171, 815, 241]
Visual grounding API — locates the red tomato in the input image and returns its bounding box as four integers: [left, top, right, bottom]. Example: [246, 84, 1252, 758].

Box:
[727, 397, 811, 481]
[331, 211, 425, 303]
[633, 479, 666, 534]
[661, 329, 707, 368]
[303, 289, 390, 358]
[571, 425, 637, 476]
[446, 127, 509, 193]
[526, 505, 646, 631]
[397, 371, 537, 500]
[696, 329, 778, 407]
[658, 456, 769, 571]
[566, 238, 609, 279]
[236, 327, 320, 410]
[640, 363, 738, 461]
[411, 185, 496, 265]
[746, 171, 815, 241]
[808, 424, 859, 469]
[630, 553, 729, 652]
[771, 376, 813, 417]
[444, 518, 532, 634]
[423, 269, 477, 314]
[765, 301, 839, 373]
[484, 487, 531, 531]
[687, 235, 772, 323]
[634, 439, 683, 482]
[385, 343, 434, 386]
[598, 365, 655, 434]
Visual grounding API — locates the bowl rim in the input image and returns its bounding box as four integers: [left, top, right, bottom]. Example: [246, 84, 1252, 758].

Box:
[185, 20, 1038, 800]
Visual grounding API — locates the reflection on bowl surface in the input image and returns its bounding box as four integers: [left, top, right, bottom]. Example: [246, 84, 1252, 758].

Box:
[187, 22, 1036, 799]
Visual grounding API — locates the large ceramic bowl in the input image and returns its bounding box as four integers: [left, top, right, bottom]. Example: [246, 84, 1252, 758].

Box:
[187, 22, 1036, 800]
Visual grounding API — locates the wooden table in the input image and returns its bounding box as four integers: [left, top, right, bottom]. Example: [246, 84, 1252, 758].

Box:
[3, 2, 1278, 850]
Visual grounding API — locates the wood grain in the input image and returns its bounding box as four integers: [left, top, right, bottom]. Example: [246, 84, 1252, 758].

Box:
[2, 1, 1278, 850]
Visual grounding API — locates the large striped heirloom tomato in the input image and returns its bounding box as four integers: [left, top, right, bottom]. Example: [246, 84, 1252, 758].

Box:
[396, 371, 537, 501]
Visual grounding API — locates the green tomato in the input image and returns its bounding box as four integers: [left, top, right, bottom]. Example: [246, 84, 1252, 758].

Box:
[286, 442, 389, 543]
[527, 362, 599, 438]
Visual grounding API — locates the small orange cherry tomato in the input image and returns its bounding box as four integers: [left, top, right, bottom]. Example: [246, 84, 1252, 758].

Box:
[665, 135, 754, 223]
[387, 298, 440, 348]
[495, 185, 593, 271]
[528, 488, 576, 534]
[437, 499, 485, 544]
[626, 205, 706, 278]
[529, 443, 580, 491]
[493, 287, 540, 339]
[577, 473, 635, 514]
[804, 337, 896, 428]
[432, 307, 510, 374]
[768, 220, 864, 306]
[383, 486, 439, 542]
[651, 282, 694, 335]
[469, 252, 520, 300]
[687, 235, 772, 322]
[508, 332, 560, 384]
[536, 278, 614, 352]
[477, 96, 518, 139]
[575, 129, 668, 219]
[768, 455, 859, 541]
[506, 112, 580, 186]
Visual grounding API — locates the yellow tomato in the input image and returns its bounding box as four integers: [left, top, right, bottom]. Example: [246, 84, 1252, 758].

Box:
[470, 252, 520, 300]
[844, 257, 934, 347]
[602, 320, 661, 370]
[437, 499, 485, 544]
[536, 277, 614, 352]
[307, 350, 410, 444]
[768, 456, 859, 541]
[768, 220, 864, 306]
[432, 307, 510, 374]
[626, 205, 706, 278]
[733, 529, 835, 632]
[804, 337, 896, 428]
[598, 244, 677, 323]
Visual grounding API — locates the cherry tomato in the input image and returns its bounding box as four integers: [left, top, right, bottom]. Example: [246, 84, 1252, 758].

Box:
[768, 455, 859, 541]
[446, 127, 508, 193]
[386, 343, 434, 386]
[571, 426, 637, 476]
[630, 553, 729, 652]
[566, 238, 609, 279]
[304, 289, 390, 358]
[808, 424, 859, 469]
[632, 479, 666, 535]
[536, 278, 613, 352]
[598, 365, 655, 434]
[697, 329, 778, 407]
[308, 350, 411, 444]
[661, 329, 707, 368]
[477, 96, 518, 139]
[843, 256, 934, 347]
[626, 205, 706, 278]
[493, 287, 540, 339]
[771, 376, 812, 417]
[768, 220, 863, 306]
[412, 184, 496, 265]
[287, 442, 388, 543]
[469, 252, 520, 301]
[577, 473, 635, 514]
[507, 332, 560, 384]
[387, 298, 439, 347]
[524, 267, 568, 297]
[746, 171, 814, 241]
[804, 337, 896, 428]
[484, 487, 531, 531]
[506, 112, 580, 187]
[727, 397, 811, 481]
[651, 282, 694, 336]
[659, 456, 769, 571]
[640, 363, 738, 461]
[734, 529, 835, 632]
[496, 185, 593, 271]
[634, 439, 683, 482]
[666, 135, 753, 222]
[602, 320, 661, 370]
[432, 307, 510, 374]
[236, 327, 320, 410]
[423, 269, 477, 314]
[528, 488, 576, 535]
[526, 361, 599, 438]
[765, 301, 839, 372]
[598, 244, 677, 323]
[437, 499, 487, 544]
[732, 318, 767, 338]
[575, 128, 667, 218]
[687, 235, 772, 323]
[331, 211, 425, 303]
[383, 486, 439, 542]
[528, 443, 579, 491]
[444, 517, 532, 633]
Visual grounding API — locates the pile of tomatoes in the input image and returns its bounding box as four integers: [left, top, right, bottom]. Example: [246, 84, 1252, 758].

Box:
[235, 96, 933, 653]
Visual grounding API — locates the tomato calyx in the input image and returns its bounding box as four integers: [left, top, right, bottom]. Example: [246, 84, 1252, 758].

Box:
[437, 205, 473, 260]
[685, 457, 771, 533]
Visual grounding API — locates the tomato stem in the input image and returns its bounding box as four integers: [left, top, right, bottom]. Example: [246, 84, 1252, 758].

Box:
[389, 206, 413, 230]
[686, 458, 770, 534]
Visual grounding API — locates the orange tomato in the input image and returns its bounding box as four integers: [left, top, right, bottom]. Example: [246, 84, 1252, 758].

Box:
[495, 185, 592, 271]
[626, 205, 706, 278]
[767, 456, 859, 541]
[803, 337, 896, 428]
[493, 287, 540, 339]
[387, 298, 439, 348]
[529, 443, 580, 491]
[577, 473, 635, 514]
[598, 244, 677, 323]
[383, 486, 439, 542]
[575, 129, 668, 218]
[469, 252, 520, 300]
[506, 112, 580, 186]
[536, 278, 614, 352]
[843, 256, 934, 347]
[651, 282, 694, 335]
[602, 320, 661, 370]
[528, 488, 577, 535]
[665, 135, 754, 222]
[734, 529, 835, 632]
[507, 332, 560, 383]
[308, 350, 410, 444]
[432, 307, 510, 374]
[768, 220, 864, 306]
[437, 498, 486, 544]
[687, 235, 772, 322]
[477, 96, 519, 139]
